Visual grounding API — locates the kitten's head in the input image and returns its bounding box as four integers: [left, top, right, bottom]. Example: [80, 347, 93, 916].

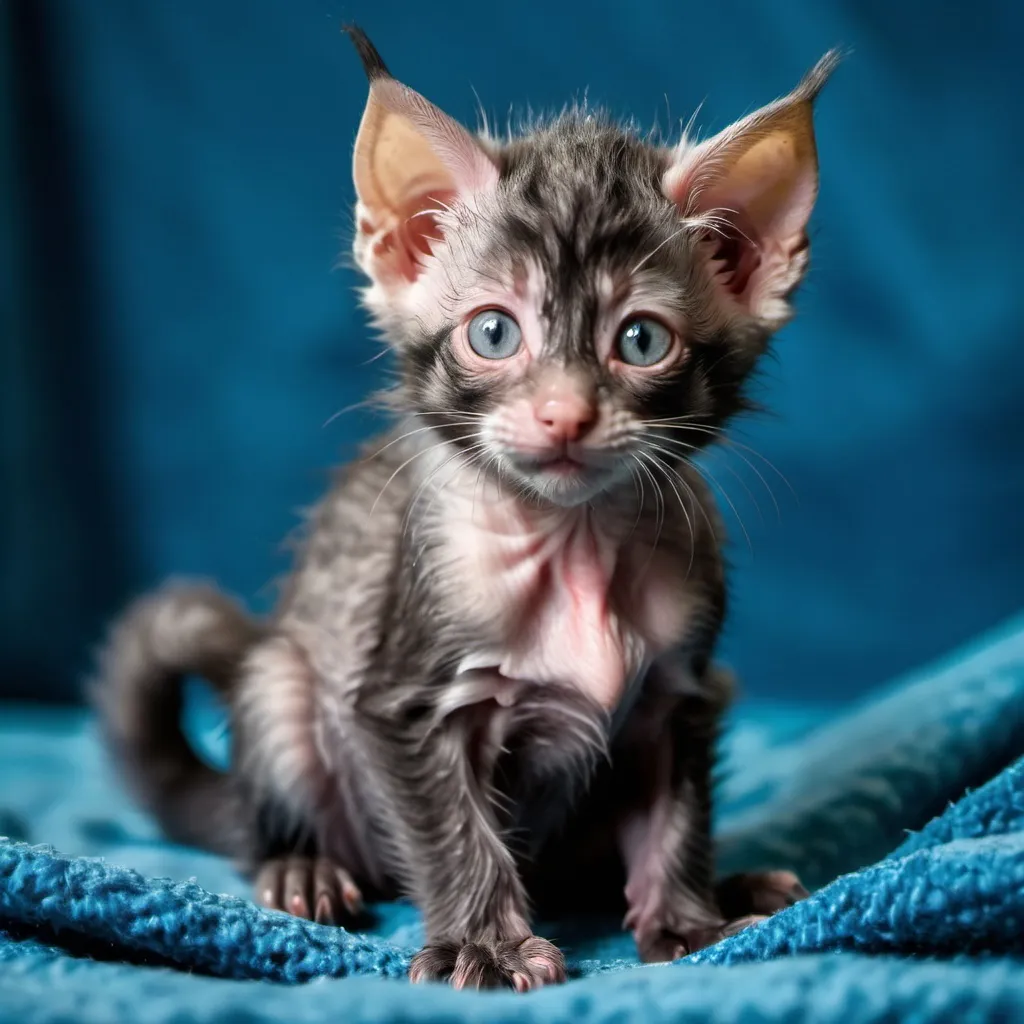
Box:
[346, 27, 837, 507]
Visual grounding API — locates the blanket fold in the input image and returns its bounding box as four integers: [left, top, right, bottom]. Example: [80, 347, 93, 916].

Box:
[1, 611, 1023, 1022]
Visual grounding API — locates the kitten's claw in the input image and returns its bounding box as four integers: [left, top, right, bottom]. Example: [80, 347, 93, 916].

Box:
[284, 861, 311, 917]
[409, 936, 566, 991]
[255, 856, 364, 926]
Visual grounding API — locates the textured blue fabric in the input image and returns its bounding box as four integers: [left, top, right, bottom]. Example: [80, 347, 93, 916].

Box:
[1, 615, 1023, 1022]
[4, 1, 1024, 702]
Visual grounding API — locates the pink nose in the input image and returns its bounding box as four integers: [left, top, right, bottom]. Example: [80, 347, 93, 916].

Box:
[533, 392, 597, 443]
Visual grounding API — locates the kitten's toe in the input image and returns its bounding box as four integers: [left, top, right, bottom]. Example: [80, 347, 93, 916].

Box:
[284, 859, 313, 918]
[409, 936, 565, 991]
[335, 866, 364, 916]
[255, 858, 288, 913]
[408, 942, 460, 984]
[716, 870, 808, 918]
[312, 859, 364, 924]
[500, 935, 566, 989]
[451, 943, 506, 989]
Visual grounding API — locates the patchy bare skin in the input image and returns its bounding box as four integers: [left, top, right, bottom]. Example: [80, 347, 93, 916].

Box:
[93, 27, 836, 991]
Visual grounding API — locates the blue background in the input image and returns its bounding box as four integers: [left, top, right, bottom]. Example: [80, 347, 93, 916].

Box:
[3, 1, 1023, 704]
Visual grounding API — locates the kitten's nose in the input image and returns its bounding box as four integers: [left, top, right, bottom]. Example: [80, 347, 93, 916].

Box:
[533, 389, 597, 443]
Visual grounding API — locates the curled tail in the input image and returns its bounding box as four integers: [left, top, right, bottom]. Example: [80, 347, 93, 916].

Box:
[91, 582, 263, 857]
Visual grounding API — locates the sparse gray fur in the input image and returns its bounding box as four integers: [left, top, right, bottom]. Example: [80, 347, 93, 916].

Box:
[93, 29, 831, 991]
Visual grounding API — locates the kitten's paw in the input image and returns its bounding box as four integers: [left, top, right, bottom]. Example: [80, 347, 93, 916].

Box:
[715, 870, 808, 918]
[409, 936, 566, 991]
[255, 855, 363, 925]
[636, 924, 723, 963]
[635, 915, 768, 962]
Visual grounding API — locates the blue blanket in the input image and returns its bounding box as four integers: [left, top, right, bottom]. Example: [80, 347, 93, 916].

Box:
[2, 614, 1023, 1022]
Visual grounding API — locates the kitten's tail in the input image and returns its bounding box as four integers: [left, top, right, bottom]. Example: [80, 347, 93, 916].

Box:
[90, 582, 263, 857]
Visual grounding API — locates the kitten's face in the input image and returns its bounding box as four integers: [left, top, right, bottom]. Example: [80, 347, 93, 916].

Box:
[347, 30, 835, 507]
[393, 123, 754, 507]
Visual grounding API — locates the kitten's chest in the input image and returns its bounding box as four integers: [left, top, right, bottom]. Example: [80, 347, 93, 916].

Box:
[438, 497, 698, 711]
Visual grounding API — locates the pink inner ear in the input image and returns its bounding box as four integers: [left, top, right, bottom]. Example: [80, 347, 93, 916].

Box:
[702, 213, 762, 298]
[371, 188, 456, 283]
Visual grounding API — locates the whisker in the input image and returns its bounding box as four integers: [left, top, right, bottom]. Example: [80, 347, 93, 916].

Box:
[644, 434, 766, 526]
[647, 436, 753, 532]
[705, 444, 781, 522]
[630, 453, 664, 579]
[361, 344, 394, 366]
[369, 431, 486, 516]
[643, 413, 711, 426]
[650, 422, 797, 501]
[640, 450, 696, 580]
[626, 459, 644, 541]
[367, 419, 489, 462]
[413, 440, 490, 517]
[470, 452, 493, 525]
[323, 398, 377, 428]
[690, 458, 752, 553]
[718, 439, 797, 502]
[406, 441, 492, 559]
[638, 443, 719, 544]
[407, 410, 489, 419]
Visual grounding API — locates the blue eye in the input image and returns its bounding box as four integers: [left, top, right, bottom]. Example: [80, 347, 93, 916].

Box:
[617, 318, 673, 367]
[466, 310, 522, 360]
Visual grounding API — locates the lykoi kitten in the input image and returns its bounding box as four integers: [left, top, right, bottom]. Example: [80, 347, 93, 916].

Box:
[94, 27, 838, 990]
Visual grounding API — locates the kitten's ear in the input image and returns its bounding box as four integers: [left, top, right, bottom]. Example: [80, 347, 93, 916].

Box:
[345, 26, 500, 288]
[664, 51, 840, 326]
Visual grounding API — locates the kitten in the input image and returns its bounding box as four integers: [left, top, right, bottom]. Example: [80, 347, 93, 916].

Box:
[93, 27, 836, 991]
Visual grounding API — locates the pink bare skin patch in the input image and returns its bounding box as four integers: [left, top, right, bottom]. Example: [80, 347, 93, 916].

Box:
[492, 507, 636, 710]
[432, 470, 696, 712]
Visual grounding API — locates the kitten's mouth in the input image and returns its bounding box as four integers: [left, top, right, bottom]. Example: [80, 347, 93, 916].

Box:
[508, 449, 616, 487]
[537, 456, 586, 476]
[502, 447, 625, 505]
[510, 451, 594, 478]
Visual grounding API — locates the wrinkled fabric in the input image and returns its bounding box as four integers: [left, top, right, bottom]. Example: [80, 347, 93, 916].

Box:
[1, 613, 1022, 1022]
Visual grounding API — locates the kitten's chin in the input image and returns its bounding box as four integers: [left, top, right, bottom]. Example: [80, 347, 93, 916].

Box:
[503, 456, 624, 507]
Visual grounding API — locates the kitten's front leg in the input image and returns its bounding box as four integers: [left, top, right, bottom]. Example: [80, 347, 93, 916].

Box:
[618, 681, 725, 961]
[354, 696, 565, 991]
[620, 663, 803, 961]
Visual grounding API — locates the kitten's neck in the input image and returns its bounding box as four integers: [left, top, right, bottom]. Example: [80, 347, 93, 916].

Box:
[408, 437, 705, 711]
[412, 440, 644, 538]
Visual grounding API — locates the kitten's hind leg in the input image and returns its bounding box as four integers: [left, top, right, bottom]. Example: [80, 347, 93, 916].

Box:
[235, 635, 376, 927]
[255, 855, 364, 925]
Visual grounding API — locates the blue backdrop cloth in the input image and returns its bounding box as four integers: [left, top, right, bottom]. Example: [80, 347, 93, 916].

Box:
[3, 0, 1024, 703]
[1, 612, 1023, 1022]
[3, 2, 1024, 1022]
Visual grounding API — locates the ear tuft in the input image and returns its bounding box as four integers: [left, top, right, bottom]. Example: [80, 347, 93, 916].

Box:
[793, 49, 844, 103]
[347, 30, 500, 294]
[342, 24, 391, 82]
